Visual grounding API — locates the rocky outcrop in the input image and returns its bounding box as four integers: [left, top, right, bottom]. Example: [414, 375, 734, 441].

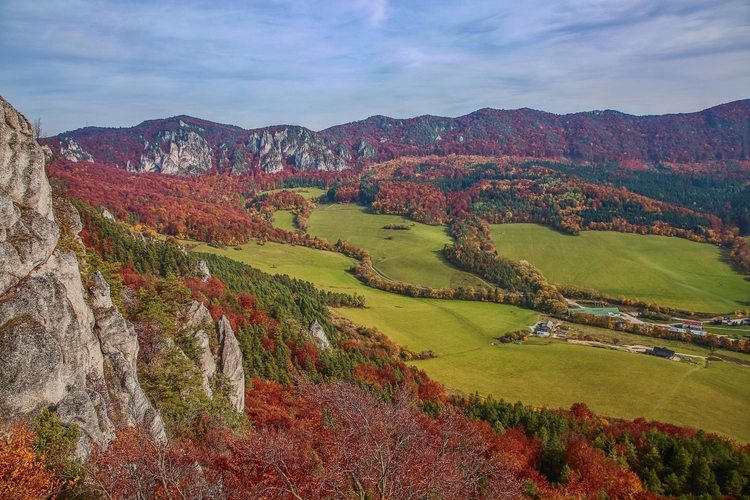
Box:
[1, 99, 59, 295]
[0, 95, 166, 457]
[59, 137, 94, 163]
[193, 330, 216, 399]
[181, 300, 213, 331]
[247, 126, 349, 173]
[310, 319, 331, 350]
[195, 260, 211, 283]
[137, 124, 213, 176]
[217, 315, 245, 413]
[357, 140, 376, 159]
[178, 300, 247, 410]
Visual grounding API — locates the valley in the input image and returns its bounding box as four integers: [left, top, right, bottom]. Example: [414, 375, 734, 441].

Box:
[4, 0, 750, 493]
[15, 96, 750, 497]
[190, 213, 750, 442]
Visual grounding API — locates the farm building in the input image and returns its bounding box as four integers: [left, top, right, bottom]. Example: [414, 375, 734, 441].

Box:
[645, 347, 675, 359]
[535, 320, 554, 337]
[567, 307, 620, 316]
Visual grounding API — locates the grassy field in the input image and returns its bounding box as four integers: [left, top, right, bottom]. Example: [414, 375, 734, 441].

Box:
[491, 224, 750, 314]
[260, 187, 327, 200]
[272, 210, 296, 231]
[192, 241, 535, 352]
[308, 204, 486, 289]
[193, 240, 750, 442]
[413, 340, 750, 442]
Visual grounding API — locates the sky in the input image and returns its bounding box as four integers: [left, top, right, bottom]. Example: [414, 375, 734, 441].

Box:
[1, 0, 748, 136]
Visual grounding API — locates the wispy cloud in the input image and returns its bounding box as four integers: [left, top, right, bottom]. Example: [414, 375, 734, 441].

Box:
[0, 0, 747, 134]
[355, 0, 388, 27]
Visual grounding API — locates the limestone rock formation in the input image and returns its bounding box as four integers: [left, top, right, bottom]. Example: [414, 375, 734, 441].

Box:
[310, 319, 332, 350]
[0, 95, 166, 456]
[195, 260, 211, 283]
[59, 137, 94, 163]
[181, 300, 213, 332]
[247, 126, 349, 173]
[193, 329, 216, 399]
[178, 301, 247, 409]
[357, 140, 376, 159]
[137, 124, 213, 176]
[217, 315, 245, 413]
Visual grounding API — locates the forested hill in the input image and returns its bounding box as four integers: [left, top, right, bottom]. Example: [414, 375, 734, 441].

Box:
[44, 100, 750, 175]
[321, 99, 750, 164]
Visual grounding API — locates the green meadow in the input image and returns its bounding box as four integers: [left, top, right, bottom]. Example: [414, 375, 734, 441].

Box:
[192, 241, 535, 352]
[491, 224, 750, 313]
[413, 340, 750, 442]
[272, 210, 296, 231]
[194, 240, 750, 442]
[307, 204, 486, 289]
[260, 187, 327, 199]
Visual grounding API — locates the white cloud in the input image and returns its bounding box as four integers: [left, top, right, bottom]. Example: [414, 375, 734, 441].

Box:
[354, 0, 388, 27]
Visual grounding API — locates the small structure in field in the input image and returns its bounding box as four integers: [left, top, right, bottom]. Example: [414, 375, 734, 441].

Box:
[535, 320, 554, 337]
[645, 346, 675, 359]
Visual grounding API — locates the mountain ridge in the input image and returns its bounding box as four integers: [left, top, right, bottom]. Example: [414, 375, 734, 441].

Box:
[44, 99, 750, 175]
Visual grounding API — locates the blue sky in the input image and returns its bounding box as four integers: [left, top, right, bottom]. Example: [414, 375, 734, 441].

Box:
[1, 0, 748, 135]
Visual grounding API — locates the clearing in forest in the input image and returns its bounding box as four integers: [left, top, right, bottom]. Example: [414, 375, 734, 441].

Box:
[307, 204, 485, 289]
[491, 223, 750, 313]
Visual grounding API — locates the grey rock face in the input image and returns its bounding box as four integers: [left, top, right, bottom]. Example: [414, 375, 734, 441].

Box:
[247, 126, 350, 173]
[60, 137, 95, 163]
[216, 315, 245, 413]
[181, 300, 213, 332]
[357, 140, 376, 159]
[310, 319, 331, 350]
[100, 207, 116, 222]
[139, 126, 213, 176]
[56, 389, 115, 459]
[193, 329, 216, 398]
[195, 260, 211, 283]
[0, 95, 166, 456]
[0, 97, 59, 295]
[102, 347, 167, 442]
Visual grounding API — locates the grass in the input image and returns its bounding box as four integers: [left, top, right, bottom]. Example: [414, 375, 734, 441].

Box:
[308, 204, 486, 289]
[413, 340, 750, 442]
[491, 224, 750, 314]
[193, 239, 750, 442]
[260, 187, 327, 200]
[562, 321, 750, 363]
[272, 210, 296, 231]
[192, 240, 535, 352]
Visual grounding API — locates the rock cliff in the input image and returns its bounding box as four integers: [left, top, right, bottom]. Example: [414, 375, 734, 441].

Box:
[179, 300, 246, 413]
[0, 95, 166, 457]
[217, 315, 245, 413]
[136, 125, 213, 176]
[246, 126, 349, 173]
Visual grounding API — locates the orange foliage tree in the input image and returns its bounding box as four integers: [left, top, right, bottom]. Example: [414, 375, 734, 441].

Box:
[0, 423, 60, 500]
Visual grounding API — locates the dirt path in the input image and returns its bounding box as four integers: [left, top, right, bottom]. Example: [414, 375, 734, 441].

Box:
[647, 365, 702, 420]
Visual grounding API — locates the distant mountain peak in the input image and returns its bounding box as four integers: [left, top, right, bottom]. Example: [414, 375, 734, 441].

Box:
[45, 99, 750, 175]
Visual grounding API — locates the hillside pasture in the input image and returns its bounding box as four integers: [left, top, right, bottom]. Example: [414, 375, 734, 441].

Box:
[193, 240, 750, 442]
[272, 210, 296, 231]
[413, 340, 750, 442]
[260, 187, 327, 200]
[491, 224, 750, 313]
[308, 204, 486, 289]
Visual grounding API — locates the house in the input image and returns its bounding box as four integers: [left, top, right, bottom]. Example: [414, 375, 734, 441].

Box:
[645, 347, 675, 359]
[535, 320, 554, 337]
[567, 307, 620, 316]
